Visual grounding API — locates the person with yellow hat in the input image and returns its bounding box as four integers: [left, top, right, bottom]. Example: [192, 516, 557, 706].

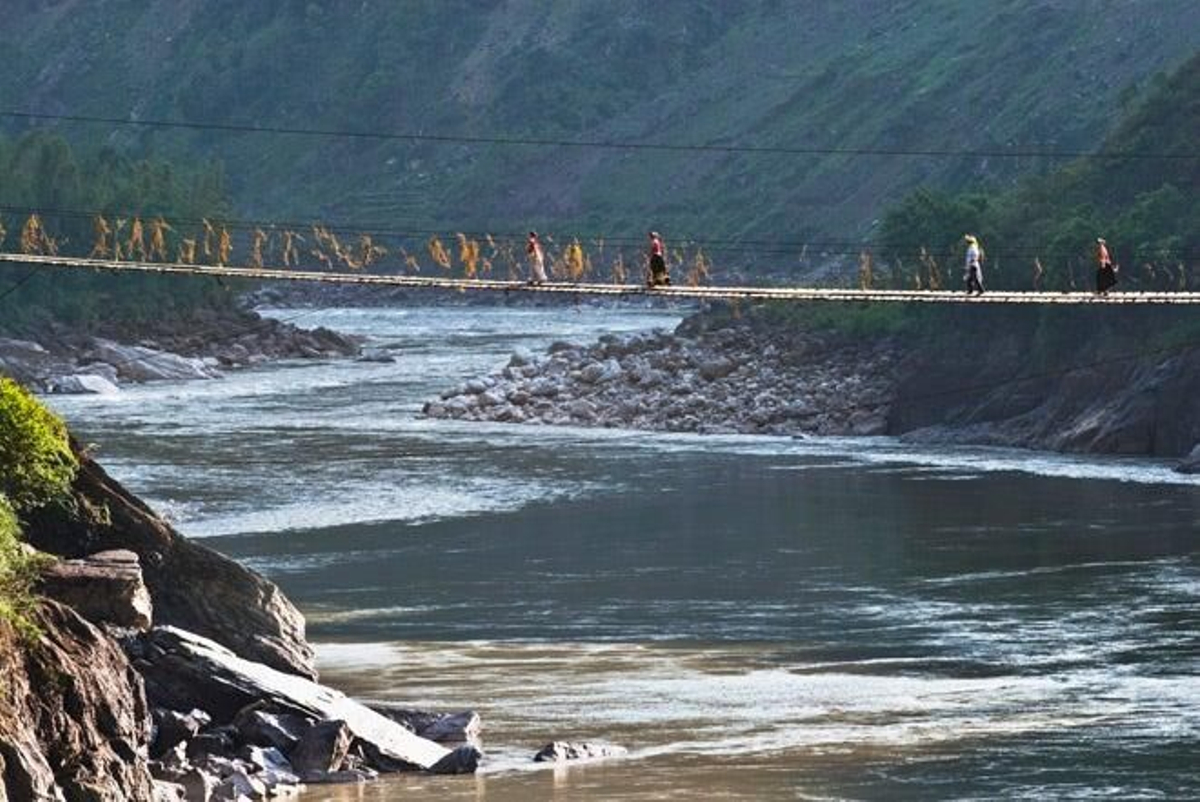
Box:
[1096, 237, 1117, 295]
[963, 235, 984, 296]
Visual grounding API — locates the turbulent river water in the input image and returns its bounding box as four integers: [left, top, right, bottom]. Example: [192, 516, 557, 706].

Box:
[46, 305, 1199, 801]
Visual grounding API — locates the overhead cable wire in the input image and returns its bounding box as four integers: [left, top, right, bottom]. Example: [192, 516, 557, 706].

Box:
[2, 109, 1197, 162]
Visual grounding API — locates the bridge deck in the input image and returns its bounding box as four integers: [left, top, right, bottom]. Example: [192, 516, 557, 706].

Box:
[4, 252, 1200, 305]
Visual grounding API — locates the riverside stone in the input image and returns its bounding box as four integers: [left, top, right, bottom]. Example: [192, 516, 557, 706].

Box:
[48, 373, 122, 394]
[429, 745, 484, 775]
[88, 337, 220, 382]
[289, 720, 353, 775]
[532, 742, 627, 762]
[233, 704, 311, 752]
[152, 707, 212, 757]
[38, 549, 154, 630]
[212, 769, 267, 801]
[369, 706, 481, 744]
[419, 712, 482, 744]
[1177, 444, 1200, 474]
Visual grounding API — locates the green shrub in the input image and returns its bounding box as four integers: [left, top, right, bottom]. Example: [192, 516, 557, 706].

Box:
[0, 377, 77, 512]
[0, 494, 46, 638]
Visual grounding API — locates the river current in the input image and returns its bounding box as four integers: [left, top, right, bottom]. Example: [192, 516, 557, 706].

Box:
[46, 306, 1199, 801]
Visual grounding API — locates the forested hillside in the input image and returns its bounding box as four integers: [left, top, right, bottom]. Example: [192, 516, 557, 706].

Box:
[1, 0, 1195, 273]
[877, 51, 1200, 291]
[0, 132, 230, 332]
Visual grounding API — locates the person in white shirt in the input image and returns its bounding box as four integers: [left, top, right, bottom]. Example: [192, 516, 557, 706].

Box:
[964, 234, 984, 296]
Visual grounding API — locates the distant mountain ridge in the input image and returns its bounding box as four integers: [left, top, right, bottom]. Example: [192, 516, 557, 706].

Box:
[1, 0, 1196, 268]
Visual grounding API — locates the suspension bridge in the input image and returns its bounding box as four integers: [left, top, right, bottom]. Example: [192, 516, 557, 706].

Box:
[5, 251, 1200, 305]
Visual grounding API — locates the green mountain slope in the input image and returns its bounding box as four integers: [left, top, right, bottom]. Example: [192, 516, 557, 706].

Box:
[877, 51, 1200, 290]
[1, 0, 1196, 269]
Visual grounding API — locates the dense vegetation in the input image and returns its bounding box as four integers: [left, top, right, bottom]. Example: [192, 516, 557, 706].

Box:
[0, 377, 76, 634]
[0, 131, 232, 332]
[0, 1, 1194, 273]
[877, 51, 1200, 291]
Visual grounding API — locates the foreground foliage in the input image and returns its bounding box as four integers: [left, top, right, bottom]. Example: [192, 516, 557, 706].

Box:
[0, 377, 77, 512]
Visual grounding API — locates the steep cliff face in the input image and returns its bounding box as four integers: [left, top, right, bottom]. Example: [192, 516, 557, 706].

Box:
[886, 310, 1200, 458]
[0, 601, 156, 802]
[24, 451, 315, 680]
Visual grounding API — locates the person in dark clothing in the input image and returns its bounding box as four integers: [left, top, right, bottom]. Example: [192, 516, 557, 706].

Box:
[647, 231, 669, 287]
[1096, 237, 1118, 295]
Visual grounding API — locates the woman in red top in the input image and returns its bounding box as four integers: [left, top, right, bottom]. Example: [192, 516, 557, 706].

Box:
[527, 231, 547, 285]
[647, 231, 669, 287]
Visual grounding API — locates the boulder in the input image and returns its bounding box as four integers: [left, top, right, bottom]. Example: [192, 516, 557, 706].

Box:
[418, 712, 481, 744]
[232, 704, 311, 752]
[579, 358, 622, 384]
[532, 742, 627, 763]
[48, 373, 121, 395]
[212, 769, 267, 801]
[0, 337, 58, 383]
[369, 706, 481, 744]
[529, 378, 561, 398]
[238, 745, 300, 786]
[38, 549, 153, 630]
[87, 338, 219, 383]
[429, 745, 483, 775]
[698, 356, 736, 381]
[152, 708, 212, 757]
[289, 720, 353, 776]
[1177, 444, 1200, 474]
[176, 768, 217, 802]
[131, 627, 453, 771]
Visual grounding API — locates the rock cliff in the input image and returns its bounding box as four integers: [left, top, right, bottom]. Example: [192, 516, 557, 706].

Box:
[23, 450, 315, 679]
[0, 601, 156, 802]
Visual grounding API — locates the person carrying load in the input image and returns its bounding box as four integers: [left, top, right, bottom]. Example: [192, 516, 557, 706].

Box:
[647, 231, 670, 287]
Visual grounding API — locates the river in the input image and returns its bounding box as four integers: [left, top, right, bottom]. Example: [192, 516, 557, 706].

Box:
[45, 305, 1200, 801]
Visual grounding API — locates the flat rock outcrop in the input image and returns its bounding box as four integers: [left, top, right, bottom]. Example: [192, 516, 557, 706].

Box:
[130, 627, 451, 772]
[24, 451, 315, 679]
[37, 549, 154, 631]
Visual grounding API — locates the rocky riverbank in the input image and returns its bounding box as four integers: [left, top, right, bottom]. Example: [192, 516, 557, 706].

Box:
[0, 444, 479, 800]
[424, 306, 1200, 470]
[424, 320, 899, 436]
[0, 306, 360, 394]
[2, 439, 627, 800]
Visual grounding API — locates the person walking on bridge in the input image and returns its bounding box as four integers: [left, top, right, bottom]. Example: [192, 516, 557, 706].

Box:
[963, 234, 984, 296]
[647, 231, 670, 287]
[1095, 237, 1117, 295]
[526, 231, 547, 285]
